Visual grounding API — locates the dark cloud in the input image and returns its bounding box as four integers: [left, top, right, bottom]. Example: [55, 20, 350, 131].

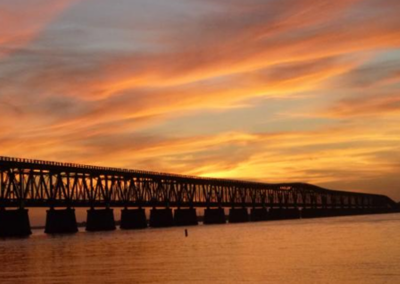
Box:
[0, 0, 400, 200]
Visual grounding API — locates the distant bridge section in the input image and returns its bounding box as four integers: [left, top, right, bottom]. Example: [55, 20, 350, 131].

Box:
[0, 156, 398, 237]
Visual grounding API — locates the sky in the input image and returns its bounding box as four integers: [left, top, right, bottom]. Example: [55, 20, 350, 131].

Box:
[0, 0, 400, 200]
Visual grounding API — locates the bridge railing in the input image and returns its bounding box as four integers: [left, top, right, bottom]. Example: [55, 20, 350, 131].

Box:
[0, 156, 270, 187]
[0, 156, 396, 207]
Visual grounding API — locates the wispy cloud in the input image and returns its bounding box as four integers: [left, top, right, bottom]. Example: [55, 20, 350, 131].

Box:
[326, 93, 400, 117]
[0, 0, 79, 59]
[1, 0, 400, 199]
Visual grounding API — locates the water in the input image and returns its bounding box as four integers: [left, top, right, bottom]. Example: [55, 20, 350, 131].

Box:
[1, 214, 400, 284]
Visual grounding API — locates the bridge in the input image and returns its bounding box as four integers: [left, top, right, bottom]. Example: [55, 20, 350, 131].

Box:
[0, 156, 398, 237]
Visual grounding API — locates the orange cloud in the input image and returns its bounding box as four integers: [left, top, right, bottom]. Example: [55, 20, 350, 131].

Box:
[85, 0, 400, 99]
[1, 0, 400, 201]
[0, 0, 78, 59]
[324, 93, 400, 118]
[3, 0, 397, 103]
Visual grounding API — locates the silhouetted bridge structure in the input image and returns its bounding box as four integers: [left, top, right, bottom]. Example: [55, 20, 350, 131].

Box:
[0, 156, 398, 237]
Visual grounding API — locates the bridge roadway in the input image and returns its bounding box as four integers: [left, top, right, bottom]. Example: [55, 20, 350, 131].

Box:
[0, 156, 398, 237]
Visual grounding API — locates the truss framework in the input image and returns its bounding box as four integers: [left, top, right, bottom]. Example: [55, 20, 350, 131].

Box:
[0, 157, 395, 209]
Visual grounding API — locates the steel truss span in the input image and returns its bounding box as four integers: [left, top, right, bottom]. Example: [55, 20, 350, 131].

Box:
[0, 156, 397, 209]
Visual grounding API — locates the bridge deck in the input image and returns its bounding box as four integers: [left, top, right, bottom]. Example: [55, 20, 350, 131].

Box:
[0, 156, 396, 209]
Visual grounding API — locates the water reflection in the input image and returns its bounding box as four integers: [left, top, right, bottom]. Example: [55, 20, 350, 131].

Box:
[1, 214, 400, 284]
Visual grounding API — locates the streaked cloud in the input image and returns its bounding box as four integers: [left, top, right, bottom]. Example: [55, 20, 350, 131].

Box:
[326, 93, 400, 117]
[0, 0, 400, 200]
[0, 0, 78, 59]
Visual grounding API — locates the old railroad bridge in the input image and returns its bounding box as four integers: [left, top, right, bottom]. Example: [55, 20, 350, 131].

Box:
[0, 156, 398, 237]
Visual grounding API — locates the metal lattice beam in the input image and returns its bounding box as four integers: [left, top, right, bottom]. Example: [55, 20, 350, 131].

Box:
[0, 156, 396, 209]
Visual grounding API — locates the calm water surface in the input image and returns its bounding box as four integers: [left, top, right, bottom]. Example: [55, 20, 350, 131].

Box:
[1, 214, 399, 284]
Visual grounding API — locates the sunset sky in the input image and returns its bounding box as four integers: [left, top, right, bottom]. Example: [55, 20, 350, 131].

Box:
[1, 0, 400, 200]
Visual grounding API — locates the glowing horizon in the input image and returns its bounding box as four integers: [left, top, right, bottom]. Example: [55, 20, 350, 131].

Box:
[1, 0, 400, 200]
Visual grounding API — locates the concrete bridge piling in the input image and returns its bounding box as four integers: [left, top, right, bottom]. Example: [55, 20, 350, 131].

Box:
[150, 208, 174, 228]
[229, 208, 249, 223]
[269, 208, 301, 220]
[45, 208, 78, 234]
[120, 208, 148, 229]
[86, 208, 116, 232]
[204, 208, 226, 224]
[174, 208, 198, 226]
[250, 208, 268, 221]
[0, 206, 399, 237]
[0, 208, 31, 238]
[0, 156, 398, 237]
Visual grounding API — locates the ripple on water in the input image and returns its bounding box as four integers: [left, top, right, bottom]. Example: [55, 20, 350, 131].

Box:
[0, 214, 400, 284]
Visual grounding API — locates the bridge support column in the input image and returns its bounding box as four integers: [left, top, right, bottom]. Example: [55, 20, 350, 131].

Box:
[302, 208, 324, 218]
[0, 209, 31, 237]
[353, 208, 364, 215]
[86, 208, 116, 232]
[229, 208, 249, 223]
[323, 208, 339, 217]
[45, 208, 78, 234]
[360, 208, 372, 215]
[268, 208, 281, 220]
[250, 208, 268, 221]
[302, 208, 343, 218]
[359, 207, 371, 215]
[340, 208, 358, 216]
[370, 208, 387, 215]
[269, 208, 300, 220]
[204, 208, 226, 224]
[150, 208, 174, 228]
[284, 208, 300, 219]
[120, 208, 147, 229]
[174, 208, 198, 226]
